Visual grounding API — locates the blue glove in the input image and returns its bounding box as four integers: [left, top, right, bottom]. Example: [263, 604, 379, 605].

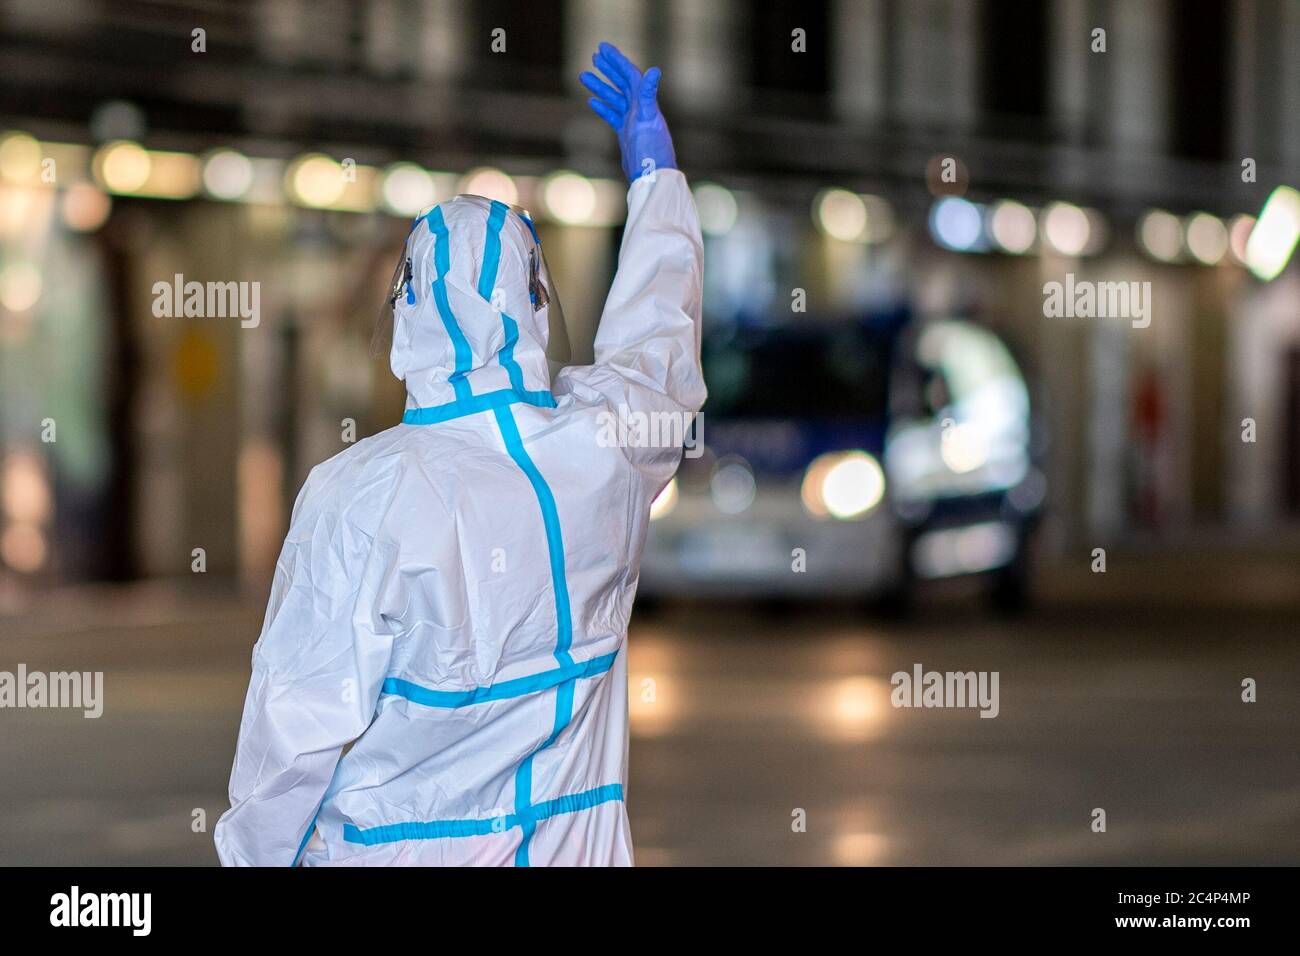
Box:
[580, 42, 677, 183]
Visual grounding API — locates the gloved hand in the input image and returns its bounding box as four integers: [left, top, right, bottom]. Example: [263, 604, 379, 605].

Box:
[580, 41, 677, 183]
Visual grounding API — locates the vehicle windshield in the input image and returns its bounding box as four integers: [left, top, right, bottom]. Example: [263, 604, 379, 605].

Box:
[702, 325, 890, 420]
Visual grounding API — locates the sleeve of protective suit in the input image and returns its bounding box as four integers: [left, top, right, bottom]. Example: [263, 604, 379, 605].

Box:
[213, 479, 398, 867]
[558, 168, 706, 485]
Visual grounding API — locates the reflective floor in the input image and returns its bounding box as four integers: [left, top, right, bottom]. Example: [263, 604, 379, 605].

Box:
[1, 552, 1298, 865]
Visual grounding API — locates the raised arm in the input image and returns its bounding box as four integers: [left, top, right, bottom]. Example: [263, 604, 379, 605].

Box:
[559, 44, 706, 477]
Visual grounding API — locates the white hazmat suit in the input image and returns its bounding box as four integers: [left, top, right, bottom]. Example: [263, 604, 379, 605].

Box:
[214, 168, 705, 866]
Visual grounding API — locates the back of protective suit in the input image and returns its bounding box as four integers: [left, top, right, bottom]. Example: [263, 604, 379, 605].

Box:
[213, 168, 704, 866]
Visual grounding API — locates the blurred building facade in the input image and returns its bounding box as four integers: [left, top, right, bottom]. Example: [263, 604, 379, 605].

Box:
[1, 0, 1298, 593]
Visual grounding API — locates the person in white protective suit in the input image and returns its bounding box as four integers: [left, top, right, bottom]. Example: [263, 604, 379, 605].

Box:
[214, 42, 704, 866]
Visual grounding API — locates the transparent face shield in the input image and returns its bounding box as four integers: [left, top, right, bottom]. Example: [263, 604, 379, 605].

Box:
[371, 204, 570, 367]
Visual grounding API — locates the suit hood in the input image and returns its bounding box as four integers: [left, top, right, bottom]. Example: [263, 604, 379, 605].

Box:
[392, 195, 553, 410]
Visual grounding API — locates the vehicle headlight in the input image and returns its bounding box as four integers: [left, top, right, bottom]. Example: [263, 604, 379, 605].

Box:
[939, 421, 989, 474]
[801, 451, 885, 520]
[649, 477, 678, 521]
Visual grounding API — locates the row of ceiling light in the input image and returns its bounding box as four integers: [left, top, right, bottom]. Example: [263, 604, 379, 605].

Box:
[0, 132, 628, 228]
[813, 186, 1300, 282]
[2, 131, 1296, 282]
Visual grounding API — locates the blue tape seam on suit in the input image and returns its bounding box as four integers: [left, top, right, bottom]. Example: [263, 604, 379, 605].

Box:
[342, 784, 623, 846]
[425, 206, 474, 403]
[383, 651, 616, 708]
[479, 199, 554, 405]
[402, 387, 555, 425]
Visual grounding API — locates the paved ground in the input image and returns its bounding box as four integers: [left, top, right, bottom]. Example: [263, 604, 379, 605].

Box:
[1, 553, 1297, 865]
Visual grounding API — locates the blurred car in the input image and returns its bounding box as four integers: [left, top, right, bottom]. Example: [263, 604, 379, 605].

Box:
[637, 316, 1045, 610]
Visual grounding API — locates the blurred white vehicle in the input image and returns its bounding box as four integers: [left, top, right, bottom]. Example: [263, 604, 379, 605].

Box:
[638, 317, 1045, 610]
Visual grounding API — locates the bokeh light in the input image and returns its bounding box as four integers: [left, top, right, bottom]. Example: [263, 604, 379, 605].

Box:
[0, 262, 43, 312]
[816, 188, 868, 242]
[381, 162, 437, 216]
[1041, 202, 1090, 256]
[287, 153, 346, 208]
[1138, 209, 1183, 262]
[930, 197, 985, 252]
[1185, 212, 1228, 265]
[542, 171, 598, 225]
[693, 182, 739, 236]
[94, 140, 152, 194]
[61, 182, 112, 232]
[459, 167, 518, 205]
[202, 149, 255, 201]
[0, 132, 43, 183]
[989, 200, 1036, 254]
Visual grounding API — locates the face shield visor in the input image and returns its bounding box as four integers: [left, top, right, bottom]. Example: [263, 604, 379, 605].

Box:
[371, 204, 571, 368]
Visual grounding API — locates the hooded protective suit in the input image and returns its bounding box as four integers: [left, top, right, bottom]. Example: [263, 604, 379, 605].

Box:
[213, 168, 704, 866]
